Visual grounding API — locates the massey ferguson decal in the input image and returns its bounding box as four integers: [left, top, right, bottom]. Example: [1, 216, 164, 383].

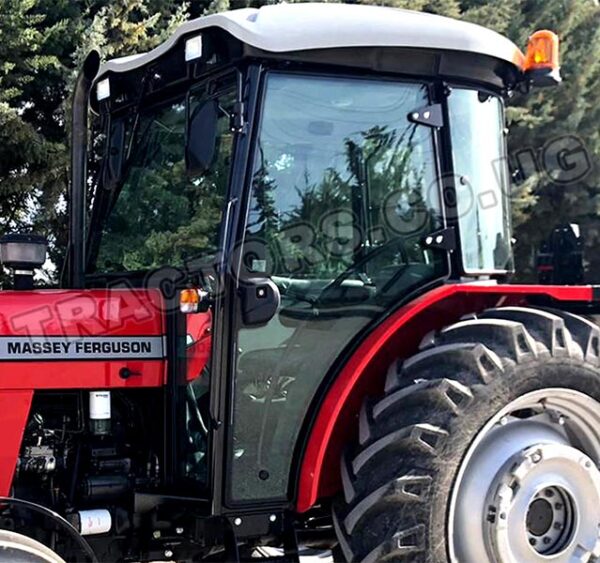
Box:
[0, 336, 165, 361]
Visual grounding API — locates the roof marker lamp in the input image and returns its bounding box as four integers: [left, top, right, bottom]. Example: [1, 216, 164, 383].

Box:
[0, 234, 48, 290]
[185, 34, 203, 62]
[524, 30, 561, 87]
[96, 78, 111, 101]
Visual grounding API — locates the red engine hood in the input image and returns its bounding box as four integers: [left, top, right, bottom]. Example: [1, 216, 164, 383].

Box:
[0, 289, 167, 390]
[0, 288, 169, 496]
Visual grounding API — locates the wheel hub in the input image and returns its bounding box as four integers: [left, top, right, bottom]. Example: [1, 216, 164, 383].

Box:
[486, 443, 600, 561]
[449, 389, 600, 563]
[525, 487, 574, 553]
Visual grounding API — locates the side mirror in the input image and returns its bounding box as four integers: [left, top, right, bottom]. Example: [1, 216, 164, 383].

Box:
[186, 99, 219, 177]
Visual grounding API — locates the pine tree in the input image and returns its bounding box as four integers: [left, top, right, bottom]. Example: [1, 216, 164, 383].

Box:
[76, 0, 189, 63]
[1, 0, 598, 285]
[0, 0, 62, 239]
[498, 0, 600, 280]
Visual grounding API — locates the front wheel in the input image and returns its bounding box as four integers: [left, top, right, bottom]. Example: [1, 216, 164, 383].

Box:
[0, 530, 66, 562]
[334, 307, 600, 562]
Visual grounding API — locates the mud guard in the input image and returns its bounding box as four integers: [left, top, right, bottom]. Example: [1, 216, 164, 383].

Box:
[296, 282, 599, 512]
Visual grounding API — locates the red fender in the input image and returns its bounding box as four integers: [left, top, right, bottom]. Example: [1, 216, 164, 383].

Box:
[296, 282, 595, 512]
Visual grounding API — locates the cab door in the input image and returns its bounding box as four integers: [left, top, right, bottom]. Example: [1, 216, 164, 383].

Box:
[225, 71, 447, 505]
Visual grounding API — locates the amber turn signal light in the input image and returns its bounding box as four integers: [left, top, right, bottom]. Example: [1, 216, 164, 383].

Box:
[180, 288, 200, 314]
[180, 287, 212, 314]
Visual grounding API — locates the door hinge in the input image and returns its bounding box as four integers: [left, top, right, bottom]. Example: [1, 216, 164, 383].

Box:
[231, 100, 245, 133]
[421, 227, 456, 252]
[408, 103, 444, 128]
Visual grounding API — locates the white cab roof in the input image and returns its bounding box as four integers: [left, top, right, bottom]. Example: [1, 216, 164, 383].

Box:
[97, 3, 524, 78]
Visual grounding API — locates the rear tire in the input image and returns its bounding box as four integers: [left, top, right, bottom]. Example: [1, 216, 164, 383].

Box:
[333, 307, 600, 562]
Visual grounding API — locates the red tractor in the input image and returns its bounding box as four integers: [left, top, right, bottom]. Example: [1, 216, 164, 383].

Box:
[0, 4, 598, 562]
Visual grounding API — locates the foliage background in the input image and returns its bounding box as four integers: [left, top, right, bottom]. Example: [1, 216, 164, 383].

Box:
[0, 0, 598, 282]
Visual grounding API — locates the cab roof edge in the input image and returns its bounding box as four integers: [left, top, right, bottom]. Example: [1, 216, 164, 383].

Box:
[95, 3, 525, 81]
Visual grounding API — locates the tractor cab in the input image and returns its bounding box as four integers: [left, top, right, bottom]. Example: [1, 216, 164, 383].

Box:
[5, 5, 585, 563]
[84, 2, 550, 509]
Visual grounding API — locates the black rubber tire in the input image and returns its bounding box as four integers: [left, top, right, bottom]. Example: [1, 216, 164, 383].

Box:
[333, 306, 600, 562]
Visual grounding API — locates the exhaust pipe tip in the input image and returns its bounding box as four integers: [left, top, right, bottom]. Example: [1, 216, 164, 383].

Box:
[82, 50, 101, 82]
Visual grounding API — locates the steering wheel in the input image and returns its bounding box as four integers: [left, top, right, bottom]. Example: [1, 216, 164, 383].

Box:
[317, 237, 410, 303]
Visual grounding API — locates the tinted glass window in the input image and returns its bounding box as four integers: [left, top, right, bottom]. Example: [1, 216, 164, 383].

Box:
[94, 91, 234, 273]
[229, 73, 447, 501]
[448, 89, 512, 272]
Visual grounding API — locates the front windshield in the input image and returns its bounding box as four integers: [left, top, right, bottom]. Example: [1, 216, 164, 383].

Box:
[448, 89, 513, 272]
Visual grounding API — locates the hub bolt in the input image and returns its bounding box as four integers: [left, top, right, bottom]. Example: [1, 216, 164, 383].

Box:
[152, 530, 161, 539]
[164, 549, 174, 558]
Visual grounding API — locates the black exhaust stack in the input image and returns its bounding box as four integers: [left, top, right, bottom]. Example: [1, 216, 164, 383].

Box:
[69, 51, 100, 289]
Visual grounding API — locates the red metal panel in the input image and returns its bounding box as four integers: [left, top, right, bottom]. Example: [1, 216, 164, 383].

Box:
[0, 289, 164, 336]
[0, 390, 32, 496]
[186, 311, 212, 382]
[0, 289, 167, 390]
[0, 361, 165, 389]
[296, 283, 596, 512]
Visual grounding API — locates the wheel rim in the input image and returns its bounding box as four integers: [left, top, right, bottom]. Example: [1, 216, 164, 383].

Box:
[448, 388, 600, 562]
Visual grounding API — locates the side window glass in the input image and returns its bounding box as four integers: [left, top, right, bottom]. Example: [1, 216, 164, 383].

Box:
[243, 75, 442, 301]
[93, 88, 235, 273]
[448, 89, 512, 272]
[229, 73, 447, 503]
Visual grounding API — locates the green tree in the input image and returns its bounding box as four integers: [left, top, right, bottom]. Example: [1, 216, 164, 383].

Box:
[1, 0, 599, 286]
[497, 0, 600, 281]
[0, 0, 60, 231]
